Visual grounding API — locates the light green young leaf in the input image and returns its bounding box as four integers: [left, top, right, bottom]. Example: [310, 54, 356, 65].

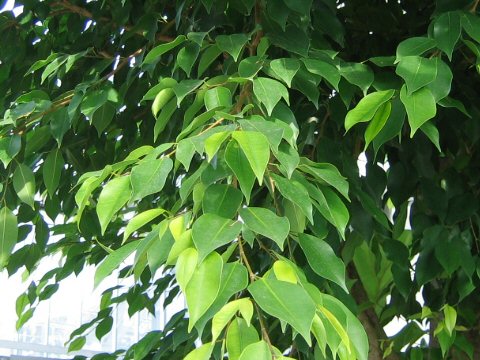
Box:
[443, 305, 457, 336]
[364, 101, 392, 149]
[13, 164, 36, 209]
[43, 149, 64, 198]
[253, 77, 290, 115]
[344, 89, 395, 132]
[0, 135, 21, 168]
[143, 35, 186, 64]
[204, 87, 232, 111]
[184, 342, 214, 360]
[0, 207, 18, 269]
[212, 298, 253, 341]
[202, 184, 243, 219]
[298, 233, 348, 292]
[131, 157, 173, 201]
[186, 252, 223, 331]
[225, 140, 256, 203]
[273, 260, 297, 283]
[232, 131, 270, 185]
[216, 34, 249, 61]
[270, 58, 300, 87]
[192, 213, 242, 263]
[400, 85, 437, 136]
[396, 56, 438, 94]
[96, 176, 131, 235]
[434, 11, 461, 60]
[239, 207, 290, 249]
[248, 278, 316, 345]
[152, 88, 175, 117]
[238, 340, 272, 360]
[271, 173, 313, 223]
[94, 240, 140, 287]
[123, 208, 166, 242]
[226, 317, 259, 360]
[176, 248, 198, 293]
[204, 131, 231, 161]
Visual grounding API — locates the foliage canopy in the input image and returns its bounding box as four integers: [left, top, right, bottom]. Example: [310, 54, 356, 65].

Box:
[1, 0, 480, 359]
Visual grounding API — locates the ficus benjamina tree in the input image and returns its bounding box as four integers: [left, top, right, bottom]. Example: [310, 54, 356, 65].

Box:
[1, 0, 480, 358]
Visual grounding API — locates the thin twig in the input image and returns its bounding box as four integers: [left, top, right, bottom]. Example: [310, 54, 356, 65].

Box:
[238, 238, 256, 282]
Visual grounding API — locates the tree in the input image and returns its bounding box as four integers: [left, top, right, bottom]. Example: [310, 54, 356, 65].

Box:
[1, 0, 480, 358]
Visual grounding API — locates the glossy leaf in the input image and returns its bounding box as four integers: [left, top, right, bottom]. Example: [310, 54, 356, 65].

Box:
[226, 317, 259, 360]
[96, 176, 131, 235]
[123, 209, 166, 242]
[271, 173, 313, 223]
[204, 87, 232, 111]
[238, 340, 272, 360]
[131, 157, 173, 201]
[400, 85, 437, 136]
[253, 77, 290, 115]
[248, 278, 316, 344]
[270, 58, 300, 87]
[0, 207, 18, 269]
[396, 56, 437, 94]
[13, 164, 36, 209]
[216, 34, 249, 61]
[239, 207, 290, 249]
[0, 135, 21, 168]
[434, 11, 461, 60]
[143, 35, 186, 64]
[231, 131, 270, 185]
[192, 213, 242, 262]
[185, 252, 223, 331]
[42, 149, 64, 198]
[202, 184, 243, 219]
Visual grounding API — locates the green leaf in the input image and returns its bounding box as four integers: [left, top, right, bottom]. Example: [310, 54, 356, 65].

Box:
[91, 102, 115, 136]
[364, 101, 392, 149]
[195, 262, 249, 335]
[198, 45, 223, 77]
[273, 260, 298, 283]
[13, 164, 36, 209]
[396, 56, 438, 94]
[248, 278, 316, 344]
[311, 186, 349, 239]
[271, 173, 313, 223]
[275, 142, 299, 179]
[237, 117, 284, 152]
[344, 90, 395, 132]
[238, 56, 264, 78]
[96, 176, 131, 235]
[43, 149, 64, 198]
[443, 305, 457, 336]
[176, 248, 198, 293]
[185, 251, 223, 331]
[238, 340, 272, 360]
[268, 24, 310, 57]
[284, 0, 312, 14]
[400, 85, 437, 136]
[340, 62, 374, 94]
[216, 34, 249, 61]
[94, 240, 140, 287]
[420, 122, 442, 152]
[373, 97, 406, 155]
[434, 11, 461, 60]
[231, 131, 270, 185]
[302, 58, 340, 90]
[204, 131, 231, 161]
[154, 97, 177, 141]
[225, 141, 256, 204]
[143, 35, 186, 64]
[0, 207, 18, 269]
[123, 209, 166, 242]
[270, 58, 300, 87]
[202, 184, 243, 219]
[239, 207, 290, 249]
[177, 42, 201, 77]
[131, 157, 173, 201]
[212, 298, 253, 341]
[226, 317, 259, 360]
[152, 88, 175, 117]
[253, 77, 290, 116]
[396, 37, 437, 61]
[173, 79, 203, 107]
[426, 58, 452, 101]
[184, 343, 214, 360]
[0, 135, 21, 168]
[298, 158, 349, 200]
[68, 336, 86, 352]
[298, 233, 347, 292]
[204, 87, 232, 111]
[462, 12, 480, 43]
[192, 213, 242, 263]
